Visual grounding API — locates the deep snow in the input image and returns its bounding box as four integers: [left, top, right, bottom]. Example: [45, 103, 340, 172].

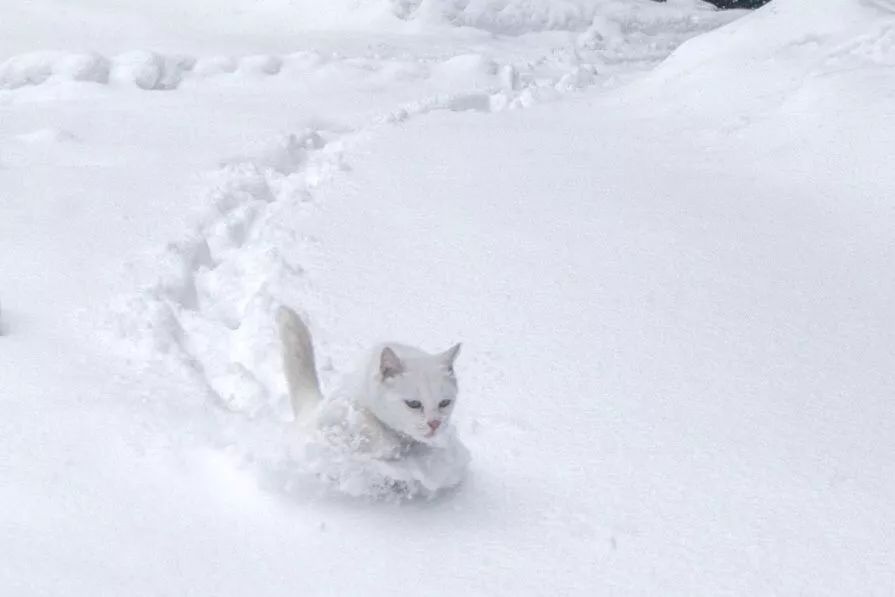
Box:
[2, 0, 894, 594]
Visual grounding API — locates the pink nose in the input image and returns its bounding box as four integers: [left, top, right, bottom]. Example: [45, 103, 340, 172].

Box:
[427, 420, 441, 431]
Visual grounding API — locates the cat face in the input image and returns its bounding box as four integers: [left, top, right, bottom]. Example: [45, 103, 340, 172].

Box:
[369, 344, 461, 444]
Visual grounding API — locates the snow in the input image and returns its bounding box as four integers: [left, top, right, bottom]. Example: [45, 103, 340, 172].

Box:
[2, 0, 894, 594]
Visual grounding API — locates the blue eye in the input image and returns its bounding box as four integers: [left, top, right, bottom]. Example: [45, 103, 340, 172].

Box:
[404, 400, 422, 409]
[438, 399, 452, 409]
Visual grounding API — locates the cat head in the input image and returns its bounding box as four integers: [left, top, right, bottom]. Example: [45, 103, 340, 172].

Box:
[367, 343, 461, 444]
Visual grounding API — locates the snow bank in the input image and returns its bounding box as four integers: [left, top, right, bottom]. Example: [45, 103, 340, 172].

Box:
[0, 51, 342, 90]
[1, 1, 741, 95]
[638, 0, 895, 118]
[404, 0, 734, 34]
[1, 0, 741, 61]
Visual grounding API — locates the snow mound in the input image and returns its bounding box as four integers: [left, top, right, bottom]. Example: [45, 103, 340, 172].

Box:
[0, 50, 283, 90]
[0, 52, 109, 88]
[639, 0, 895, 118]
[110, 51, 196, 90]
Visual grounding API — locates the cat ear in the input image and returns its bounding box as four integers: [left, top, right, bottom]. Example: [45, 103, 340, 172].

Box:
[380, 346, 404, 380]
[442, 343, 461, 373]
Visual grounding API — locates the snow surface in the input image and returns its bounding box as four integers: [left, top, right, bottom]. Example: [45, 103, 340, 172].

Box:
[2, 0, 894, 594]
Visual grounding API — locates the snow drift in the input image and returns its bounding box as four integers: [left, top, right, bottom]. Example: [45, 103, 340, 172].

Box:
[640, 0, 895, 118]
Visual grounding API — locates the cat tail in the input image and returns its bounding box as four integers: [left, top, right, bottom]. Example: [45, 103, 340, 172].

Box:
[276, 306, 323, 420]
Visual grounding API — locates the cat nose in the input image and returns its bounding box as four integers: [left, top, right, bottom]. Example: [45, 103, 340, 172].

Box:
[427, 420, 441, 431]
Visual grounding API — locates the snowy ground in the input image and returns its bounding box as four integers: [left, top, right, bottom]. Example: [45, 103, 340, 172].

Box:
[2, 0, 894, 594]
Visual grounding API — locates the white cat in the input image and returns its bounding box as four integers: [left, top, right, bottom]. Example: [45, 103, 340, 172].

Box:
[276, 306, 463, 461]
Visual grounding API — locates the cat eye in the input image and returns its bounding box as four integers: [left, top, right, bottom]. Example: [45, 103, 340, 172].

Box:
[438, 399, 452, 409]
[404, 400, 422, 409]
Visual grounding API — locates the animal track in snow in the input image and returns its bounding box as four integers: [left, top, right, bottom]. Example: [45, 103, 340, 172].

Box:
[113, 129, 352, 418]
